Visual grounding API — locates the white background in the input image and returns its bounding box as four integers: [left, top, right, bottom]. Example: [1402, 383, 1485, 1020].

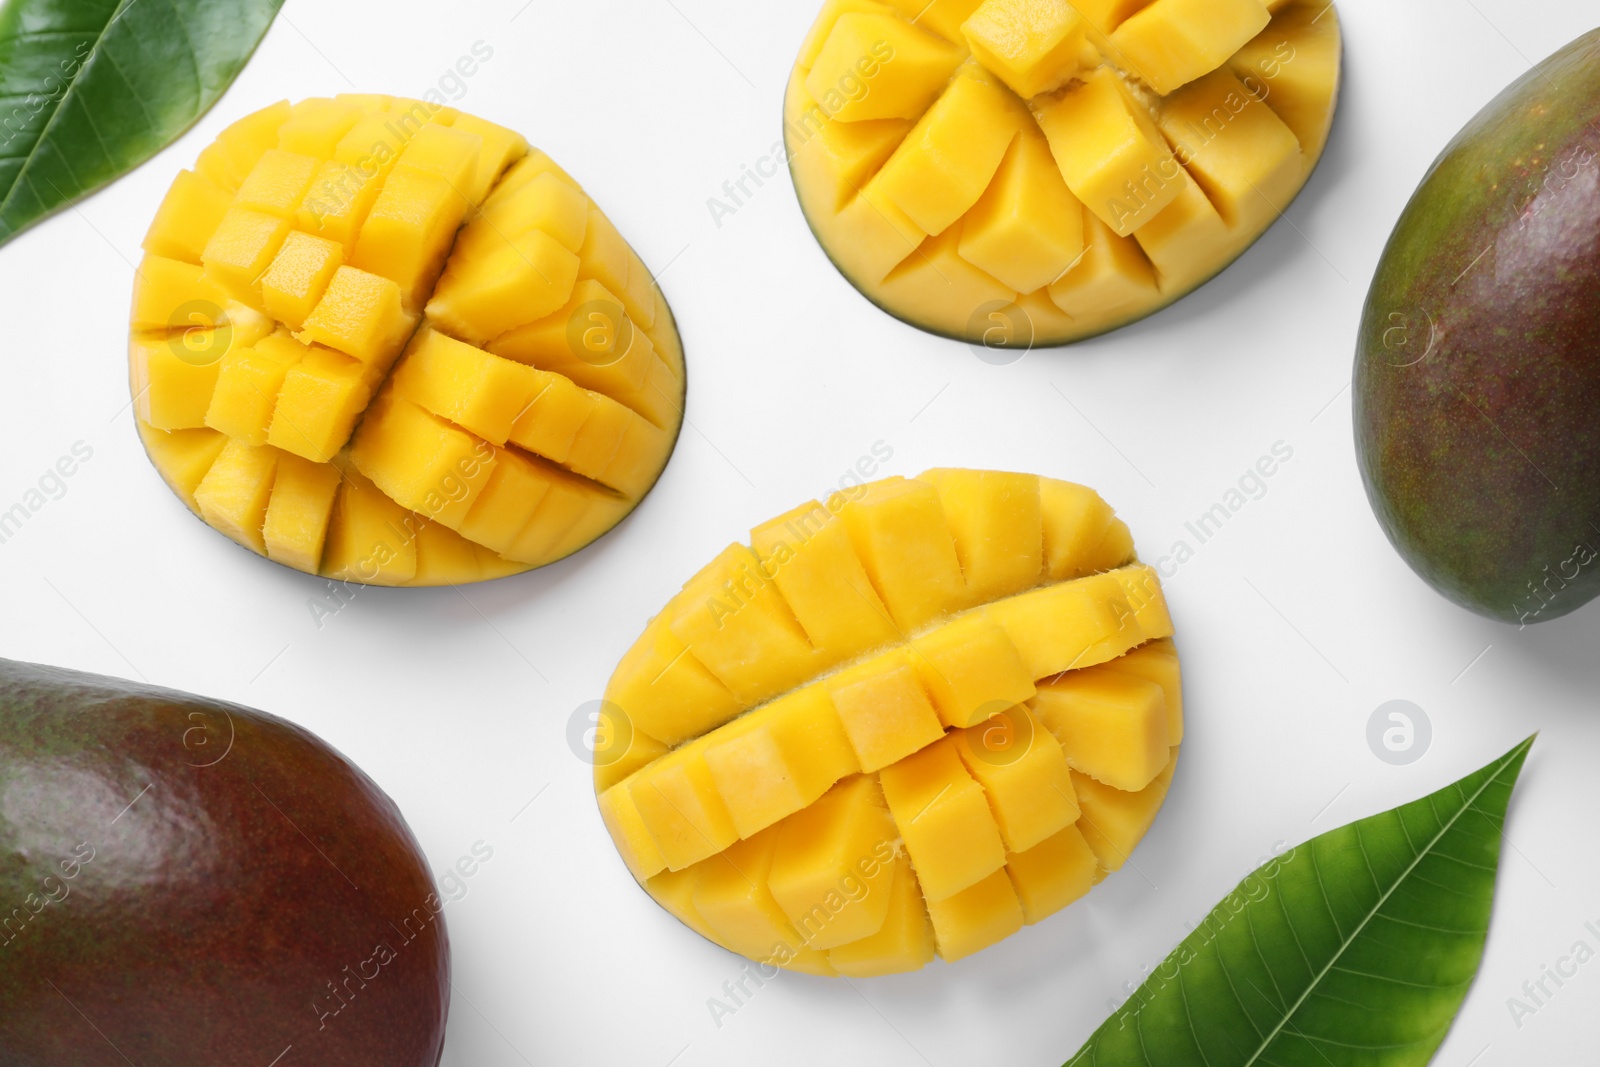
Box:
[2, 0, 1597, 1063]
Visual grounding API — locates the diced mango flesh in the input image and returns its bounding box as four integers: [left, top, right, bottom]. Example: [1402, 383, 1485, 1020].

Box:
[598, 470, 1180, 974]
[130, 97, 684, 586]
[783, 0, 1341, 344]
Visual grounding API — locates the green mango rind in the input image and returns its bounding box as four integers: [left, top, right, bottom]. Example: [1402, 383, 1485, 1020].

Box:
[0, 0, 285, 248]
[1068, 735, 1534, 1066]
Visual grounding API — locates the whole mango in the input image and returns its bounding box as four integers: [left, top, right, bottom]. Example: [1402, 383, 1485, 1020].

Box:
[1355, 29, 1600, 625]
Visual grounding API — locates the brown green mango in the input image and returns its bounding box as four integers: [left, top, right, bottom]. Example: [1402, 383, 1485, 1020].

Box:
[1355, 28, 1600, 625]
[0, 659, 449, 1065]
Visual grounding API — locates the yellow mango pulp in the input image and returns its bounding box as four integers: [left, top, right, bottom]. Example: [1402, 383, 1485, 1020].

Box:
[597, 471, 1181, 974]
[783, 0, 1341, 344]
[129, 98, 685, 586]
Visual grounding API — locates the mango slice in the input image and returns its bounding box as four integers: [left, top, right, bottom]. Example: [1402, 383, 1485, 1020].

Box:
[783, 0, 1341, 345]
[129, 98, 685, 585]
[595, 470, 1181, 974]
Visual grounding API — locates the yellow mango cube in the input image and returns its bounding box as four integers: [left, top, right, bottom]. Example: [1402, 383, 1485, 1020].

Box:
[1070, 0, 1154, 33]
[1034, 669, 1171, 790]
[785, 79, 912, 216]
[321, 472, 420, 585]
[142, 170, 234, 264]
[136, 425, 227, 513]
[235, 149, 320, 218]
[204, 332, 309, 445]
[598, 783, 668, 882]
[831, 175, 928, 283]
[768, 775, 898, 949]
[352, 163, 471, 309]
[668, 544, 821, 704]
[294, 266, 415, 367]
[195, 101, 291, 192]
[957, 129, 1086, 294]
[1005, 824, 1098, 923]
[1231, 2, 1342, 158]
[260, 232, 344, 331]
[459, 172, 589, 259]
[130, 335, 223, 431]
[961, 0, 1089, 98]
[806, 13, 963, 122]
[878, 737, 1007, 901]
[703, 686, 860, 839]
[1047, 207, 1158, 317]
[691, 831, 837, 976]
[831, 475, 966, 631]
[631, 752, 741, 871]
[1157, 67, 1304, 229]
[200, 208, 291, 306]
[298, 160, 383, 248]
[954, 704, 1079, 851]
[984, 571, 1136, 677]
[450, 113, 530, 204]
[276, 97, 363, 157]
[193, 439, 280, 553]
[1101, 637, 1183, 742]
[925, 867, 1024, 962]
[910, 613, 1037, 728]
[265, 346, 375, 463]
[454, 447, 553, 556]
[1073, 750, 1177, 871]
[751, 501, 899, 659]
[394, 123, 481, 201]
[505, 372, 597, 464]
[1040, 478, 1116, 578]
[262, 453, 343, 573]
[391, 329, 541, 445]
[596, 412, 671, 497]
[427, 227, 581, 344]
[1131, 164, 1229, 288]
[882, 0, 984, 42]
[826, 655, 948, 772]
[798, 0, 899, 67]
[350, 396, 497, 529]
[877, 226, 1017, 337]
[826, 853, 936, 976]
[920, 469, 1044, 604]
[876, 63, 1028, 236]
[1109, 0, 1270, 95]
[1034, 66, 1182, 235]
[131, 257, 231, 331]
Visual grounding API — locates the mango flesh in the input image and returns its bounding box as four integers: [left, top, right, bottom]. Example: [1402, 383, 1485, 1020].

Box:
[131, 97, 685, 586]
[1355, 29, 1600, 625]
[784, 0, 1341, 345]
[594, 470, 1182, 974]
[0, 658, 448, 1065]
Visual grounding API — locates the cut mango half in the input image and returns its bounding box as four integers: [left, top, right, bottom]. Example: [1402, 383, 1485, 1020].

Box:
[784, 0, 1341, 344]
[593, 470, 1182, 974]
[131, 97, 686, 586]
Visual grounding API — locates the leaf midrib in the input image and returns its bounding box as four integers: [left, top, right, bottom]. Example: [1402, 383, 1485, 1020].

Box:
[1235, 741, 1525, 1066]
[0, 0, 138, 223]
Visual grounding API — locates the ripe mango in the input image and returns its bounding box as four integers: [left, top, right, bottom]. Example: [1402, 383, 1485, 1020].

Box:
[783, 0, 1341, 346]
[594, 470, 1182, 974]
[1355, 30, 1600, 625]
[131, 97, 685, 586]
[0, 658, 448, 1065]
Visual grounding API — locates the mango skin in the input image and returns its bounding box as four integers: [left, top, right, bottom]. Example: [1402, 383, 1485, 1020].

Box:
[1354, 29, 1600, 625]
[0, 659, 448, 1066]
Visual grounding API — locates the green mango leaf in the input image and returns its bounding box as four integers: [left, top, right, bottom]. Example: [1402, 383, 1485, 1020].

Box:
[1069, 736, 1535, 1067]
[0, 0, 284, 247]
